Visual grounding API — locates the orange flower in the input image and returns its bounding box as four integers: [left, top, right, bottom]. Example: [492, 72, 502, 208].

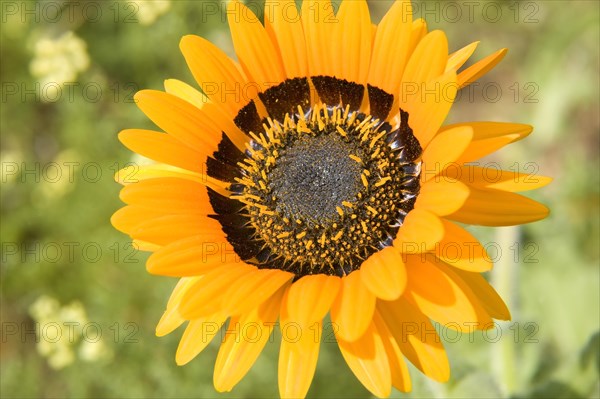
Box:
[112, 1, 550, 397]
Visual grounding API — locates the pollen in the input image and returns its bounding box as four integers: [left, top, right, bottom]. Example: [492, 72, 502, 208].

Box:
[220, 104, 421, 277]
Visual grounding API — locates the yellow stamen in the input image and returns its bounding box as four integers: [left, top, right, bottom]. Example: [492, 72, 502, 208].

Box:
[361, 174, 369, 188]
[349, 154, 362, 163]
[374, 176, 392, 187]
[332, 230, 344, 241]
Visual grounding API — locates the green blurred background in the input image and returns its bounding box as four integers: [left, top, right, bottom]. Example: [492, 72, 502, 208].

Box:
[1, 0, 598, 398]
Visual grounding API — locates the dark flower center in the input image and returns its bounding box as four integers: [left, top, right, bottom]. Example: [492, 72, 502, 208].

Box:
[206, 78, 422, 278]
[268, 133, 363, 227]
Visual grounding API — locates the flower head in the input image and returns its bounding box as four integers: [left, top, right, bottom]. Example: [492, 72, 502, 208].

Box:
[113, 1, 550, 397]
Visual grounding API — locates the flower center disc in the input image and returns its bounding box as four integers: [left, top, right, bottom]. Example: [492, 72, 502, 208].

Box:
[225, 105, 422, 277]
[268, 133, 363, 227]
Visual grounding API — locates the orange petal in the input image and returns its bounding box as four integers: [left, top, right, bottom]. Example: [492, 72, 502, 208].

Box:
[301, 0, 336, 77]
[434, 218, 492, 272]
[114, 163, 202, 186]
[164, 78, 207, 109]
[118, 129, 204, 174]
[333, 0, 371, 83]
[336, 319, 392, 398]
[438, 122, 532, 163]
[264, 0, 308, 79]
[223, 269, 293, 317]
[228, 0, 286, 86]
[377, 298, 449, 382]
[421, 126, 473, 182]
[330, 270, 376, 342]
[368, 0, 413, 95]
[278, 287, 322, 399]
[118, 177, 215, 214]
[443, 165, 552, 192]
[414, 179, 469, 216]
[175, 314, 227, 365]
[452, 269, 511, 320]
[401, 30, 448, 88]
[408, 18, 427, 55]
[156, 277, 200, 337]
[361, 247, 407, 300]
[372, 310, 412, 392]
[445, 41, 479, 72]
[447, 186, 550, 226]
[394, 209, 445, 253]
[111, 205, 165, 235]
[131, 214, 221, 246]
[134, 90, 222, 156]
[458, 48, 507, 88]
[404, 254, 492, 330]
[179, 35, 247, 114]
[214, 285, 285, 392]
[434, 261, 498, 327]
[146, 234, 235, 277]
[179, 264, 254, 319]
[402, 71, 458, 148]
[131, 239, 160, 252]
[286, 274, 341, 327]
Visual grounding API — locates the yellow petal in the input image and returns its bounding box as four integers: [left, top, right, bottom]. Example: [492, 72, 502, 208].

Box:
[118, 129, 204, 174]
[368, 0, 413, 95]
[404, 254, 492, 330]
[146, 234, 233, 277]
[179, 264, 254, 319]
[336, 319, 392, 398]
[223, 269, 293, 317]
[130, 214, 221, 246]
[401, 30, 448, 87]
[458, 48, 507, 88]
[377, 298, 449, 382]
[111, 205, 164, 235]
[394, 209, 445, 253]
[443, 165, 552, 192]
[286, 274, 341, 327]
[407, 18, 428, 58]
[132, 239, 160, 252]
[114, 163, 201, 186]
[330, 270, 376, 342]
[264, 0, 308, 79]
[452, 269, 511, 320]
[301, 0, 336, 76]
[333, 0, 371, 83]
[164, 79, 207, 109]
[134, 90, 222, 156]
[179, 35, 246, 114]
[360, 247, 407, 301]
[415, 179, 469, 216]
[278, 287, 322, 399]
[372, 310, 412, 392]
[434, 218, 492, 272]
[118, 177, 215, 214]
[434, 261, 498, 327]
[214, 285, 285, 392]
[228, 0, 286, 86]
[445, 41, 479, 72]
[448, 186, 550, 226]
[402, 70, 458, 148]
[438, 122, 532, 163]
[421, 126, 473, 182]
[156, 277, 201, 337]
[176, 314, 227, 365]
